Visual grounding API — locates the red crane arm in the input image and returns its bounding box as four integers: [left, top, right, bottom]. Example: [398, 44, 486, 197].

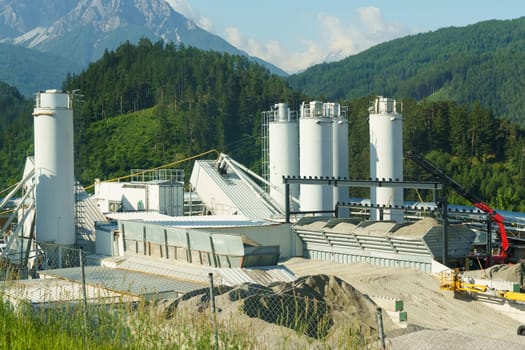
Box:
[473, 202, 509, 255]
[406, 151, 509, 258]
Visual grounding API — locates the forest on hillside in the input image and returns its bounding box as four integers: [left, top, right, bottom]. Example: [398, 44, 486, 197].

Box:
[0, 39, 524, 211]
[61, 39, 304, 183]
[288, 17, 525, 127]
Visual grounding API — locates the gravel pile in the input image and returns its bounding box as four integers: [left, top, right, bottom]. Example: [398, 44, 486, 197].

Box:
[282, 258, 525, 348]
[463, 262, 525, 288]
[158, 274, 387, 347]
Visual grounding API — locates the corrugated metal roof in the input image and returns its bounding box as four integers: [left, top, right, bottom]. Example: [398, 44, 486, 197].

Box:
[190, 160, 282, 220]
[39, 265, 205, 298]
[105, 211, 175, 221]
[145, 215, 272, 228]
[101, 256, 296, 287]
[101, 255, 214, 285]
[77, 188, 108, 237]
[216, 266, 296, 286]
[111, 211, 272, 228]
[3, 278, 137, 305]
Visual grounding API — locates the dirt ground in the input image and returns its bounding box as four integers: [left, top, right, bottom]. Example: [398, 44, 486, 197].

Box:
[280, 258, 525, 349]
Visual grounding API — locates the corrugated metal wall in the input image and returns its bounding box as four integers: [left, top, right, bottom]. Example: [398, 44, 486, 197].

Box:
[296, 229, 434, 272]
[118, 220, 279, 268]
[423, 225, 476, 259]
[304, 248, 432, 272]
[293, 217, 475, 272]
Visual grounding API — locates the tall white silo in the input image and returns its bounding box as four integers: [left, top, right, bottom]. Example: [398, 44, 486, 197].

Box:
[299, 101, 334, 214]
[328, 103, 349, 216]
[369, 96, 404, 222]
[268, 103, 299, 210]
[34, 89, 75, 245]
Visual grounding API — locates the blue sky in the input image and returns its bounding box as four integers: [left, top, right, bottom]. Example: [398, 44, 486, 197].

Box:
[167, 1, 525, 73]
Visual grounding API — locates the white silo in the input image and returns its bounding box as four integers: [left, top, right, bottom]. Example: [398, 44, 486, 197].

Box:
[299, 101, 333, 214]
[369, 96, 404, 222]
[328, 103, 349, 216]
[34, 89, 75, 245]
[268, 103, 299, 210]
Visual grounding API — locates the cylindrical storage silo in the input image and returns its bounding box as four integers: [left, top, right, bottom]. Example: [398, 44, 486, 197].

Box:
[369, 96, 404, 222]
[299, 101, 333, 214]
[34, 89, 75, 245]
[268, 103, 299, 210]
[329, 103, 349, 217]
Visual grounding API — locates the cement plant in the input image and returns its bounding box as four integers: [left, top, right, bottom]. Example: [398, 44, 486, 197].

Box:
[2, 90, 525, 348]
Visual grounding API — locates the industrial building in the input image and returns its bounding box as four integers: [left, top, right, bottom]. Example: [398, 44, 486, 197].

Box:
[1, 91, 523, 309]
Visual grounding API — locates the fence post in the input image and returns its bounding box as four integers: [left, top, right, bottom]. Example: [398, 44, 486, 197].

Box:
[376, 307, 385, 349]
[80, 248, 89, 336]
[208, 273, 219, 350]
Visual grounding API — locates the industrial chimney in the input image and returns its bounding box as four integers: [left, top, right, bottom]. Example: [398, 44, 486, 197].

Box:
[299, 101, 334, 214]
[267, 103, 300, 210]
[33, 90, 75, 245]
[369, 96, 404, 222]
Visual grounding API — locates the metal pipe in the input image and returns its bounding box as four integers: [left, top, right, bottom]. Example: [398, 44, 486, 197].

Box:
[285, 183, 290, 223]
[208, 272, 219, 350]
[487, 219, 492, 266]
[0, 168, 34, 210]
[1, 181, 36, 234]
[439, 198, 449, 266]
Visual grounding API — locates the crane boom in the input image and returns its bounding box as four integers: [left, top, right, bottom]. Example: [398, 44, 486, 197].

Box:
[405, 151, 509, 262]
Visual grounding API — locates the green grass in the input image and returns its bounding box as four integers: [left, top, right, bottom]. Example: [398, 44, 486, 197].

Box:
[0, 294, 258, 350]
[0, 286, 374, 350]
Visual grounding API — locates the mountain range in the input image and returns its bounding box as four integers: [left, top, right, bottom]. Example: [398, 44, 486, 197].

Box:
[288, 17, 525, 126]
[0, 0, 286, 95]
[1, 1, 525, 127]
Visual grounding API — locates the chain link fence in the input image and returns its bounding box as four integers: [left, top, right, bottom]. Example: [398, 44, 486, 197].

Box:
[170, 273, 387, 348]
[0, 238, 128, 301]
[207, 273, 334, 339]
[0, 237, 387, 348]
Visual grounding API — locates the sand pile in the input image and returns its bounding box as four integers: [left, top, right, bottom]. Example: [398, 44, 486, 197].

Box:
[282, 258, 525, 347]
[158, 274, 383, 345]
[463, 262, 525, 288]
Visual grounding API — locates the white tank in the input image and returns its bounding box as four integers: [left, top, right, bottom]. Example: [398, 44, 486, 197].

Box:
[34, 89, 75, 245]
[268, 103, 299, 210]
[369, 96, 404, 222]
[329, 103, 349, 216]
[299, 101, 333, 214]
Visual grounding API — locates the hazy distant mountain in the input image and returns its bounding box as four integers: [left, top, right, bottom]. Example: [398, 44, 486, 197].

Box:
[0, 42, 81, 95]
[0, 0, 286, 95]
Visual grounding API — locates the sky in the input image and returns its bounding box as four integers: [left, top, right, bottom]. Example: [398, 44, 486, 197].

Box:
[166, 1, 525, 74]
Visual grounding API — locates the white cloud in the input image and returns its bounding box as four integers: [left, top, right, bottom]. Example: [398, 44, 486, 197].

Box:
[197, 16, 213, 32]
[164, 0, 215, 32]
[164, 0, 194, 18]
[316, 7, 410, 63]
[165, 3, 411, 73]
[223, 26, 325, 73]
[224, 27, 243, 48]
[356, 6, 384, 33]
[219, 6, 412, 73]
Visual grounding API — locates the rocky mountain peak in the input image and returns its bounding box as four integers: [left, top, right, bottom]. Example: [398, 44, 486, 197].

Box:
[0, 0, 286, 78]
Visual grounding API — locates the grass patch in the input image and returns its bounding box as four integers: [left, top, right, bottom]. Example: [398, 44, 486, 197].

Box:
[0, 285, 373, 349]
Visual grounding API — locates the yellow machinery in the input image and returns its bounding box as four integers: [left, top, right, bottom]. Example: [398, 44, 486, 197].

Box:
[440, 269, 525, 302]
